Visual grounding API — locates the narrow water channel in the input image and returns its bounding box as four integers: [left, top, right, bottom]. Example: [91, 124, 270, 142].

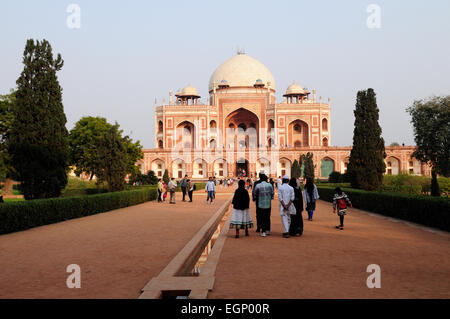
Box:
[188, 207, 231, 276]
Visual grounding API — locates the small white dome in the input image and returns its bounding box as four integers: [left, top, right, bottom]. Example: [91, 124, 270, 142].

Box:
[285, 81, 304, 95]
[179, 84, 200, 97]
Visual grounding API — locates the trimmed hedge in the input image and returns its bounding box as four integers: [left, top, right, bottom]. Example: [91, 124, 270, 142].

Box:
[0, 187, 158, 235]
[317, 187, 450, 232]
[62, 188, 109, 197]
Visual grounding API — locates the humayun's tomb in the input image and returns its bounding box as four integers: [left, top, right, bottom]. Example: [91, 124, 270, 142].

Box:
[139, 52, 430, 180]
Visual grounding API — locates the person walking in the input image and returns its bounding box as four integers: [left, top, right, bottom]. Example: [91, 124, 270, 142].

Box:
[205, 177, 216, 204]
[254, 174, 274, 237]
[303, 177, 319, 221]
[180, 175, 188, 202]
[157, 179, 163, 202]
[252, 173, 264, 232]
[289, 177, 304, 236]
[278, 175, 296, 238]
[168, 177, 177, 204]
[187, 179, 195, 202]
[162, 180, 168, 201]
[332, 187, 352, 230]
[230, 179, 253, 238]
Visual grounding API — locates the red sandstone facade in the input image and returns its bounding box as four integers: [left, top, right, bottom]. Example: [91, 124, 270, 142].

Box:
[140, 53, 429, 180]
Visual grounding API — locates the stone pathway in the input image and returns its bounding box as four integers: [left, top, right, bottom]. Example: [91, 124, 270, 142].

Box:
[0, 192, 229, 298]
[208, 196, 450, 298]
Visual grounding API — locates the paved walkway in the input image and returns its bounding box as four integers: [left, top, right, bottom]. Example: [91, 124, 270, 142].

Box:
[0, 191, 229, 298]
[1, 185, 449, 299]
[209, 195, 450, 299]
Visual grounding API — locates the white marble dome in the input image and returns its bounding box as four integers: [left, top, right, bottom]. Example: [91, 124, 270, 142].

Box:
[209, 53, 276, 91]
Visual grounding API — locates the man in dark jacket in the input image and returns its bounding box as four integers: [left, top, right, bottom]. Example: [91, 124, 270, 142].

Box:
[180, 175, 188, 201]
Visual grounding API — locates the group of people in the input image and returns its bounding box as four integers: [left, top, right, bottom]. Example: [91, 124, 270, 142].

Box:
[157, 175, 217, 205]
[230, 173, 352, 238]
[157, 177, 180, 204]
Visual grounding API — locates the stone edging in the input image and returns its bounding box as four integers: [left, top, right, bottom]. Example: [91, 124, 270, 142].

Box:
[139, 198, 232, 299]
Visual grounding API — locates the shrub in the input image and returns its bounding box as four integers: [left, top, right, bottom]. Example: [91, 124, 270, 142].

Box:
[317, 186, 450, 232]
[62, 188, 109, 197]
[0, 187, 157, 235]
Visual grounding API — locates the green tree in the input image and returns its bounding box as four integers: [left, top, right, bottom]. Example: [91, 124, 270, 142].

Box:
[0, 91, 16, 183]
[390, 142, 400, 146]
[68, 116, 112, 179]
[9, 39, 69, 199]
[129, 170, 158, 185]
[123, 135, 144, 176]
[163, 169, 170, 184]
[347, 88, 386, 190]
[407, 95, 450, 178]
[328, 171, 342, 183]
[68, 116, 143, 180]
[430, 169, 441, 197]
[96, 124, 127, 192]
[300, 152, 315, 179]
[291, 159, 301, 179]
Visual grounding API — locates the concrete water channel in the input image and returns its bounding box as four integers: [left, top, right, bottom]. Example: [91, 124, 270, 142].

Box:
[139, 198, 232, 299]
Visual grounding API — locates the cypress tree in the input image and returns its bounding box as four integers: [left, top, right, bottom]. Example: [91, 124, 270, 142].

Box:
[347, 88, 386, 190]
[430, 168, 440, 197]
[291, 159, 301, 179]
[300, 152, 315, 179]
[9, 39, 69, 199]
[163, 169, 170, 184]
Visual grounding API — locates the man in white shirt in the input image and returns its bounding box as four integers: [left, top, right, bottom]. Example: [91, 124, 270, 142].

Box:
[205, 177, 216, 204]
[278, 175, 296, 238]
[168, 178, 177, 204]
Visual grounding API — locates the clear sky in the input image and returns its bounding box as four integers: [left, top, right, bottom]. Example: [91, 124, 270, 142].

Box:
[1, 0, 449, 148]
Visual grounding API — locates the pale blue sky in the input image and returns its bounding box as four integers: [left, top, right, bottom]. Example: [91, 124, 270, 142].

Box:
[1, 0, 449, 148]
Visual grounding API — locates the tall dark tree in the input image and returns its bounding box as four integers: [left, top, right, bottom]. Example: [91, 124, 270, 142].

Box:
[300, 152, 315, 179]
[291, 159, 301, 179]
[347, 88, 386, 190]
[96, 124, 127, 192]
[407, 95, 450, 178]
[9, 39, 69, 199]
[163, 169, 170, 184]
[430, 169, 441, 197]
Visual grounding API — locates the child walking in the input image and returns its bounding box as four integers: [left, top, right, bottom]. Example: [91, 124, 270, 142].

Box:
[332, 187, 352, 230]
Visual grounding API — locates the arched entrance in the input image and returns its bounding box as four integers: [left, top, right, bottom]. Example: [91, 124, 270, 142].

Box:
[176, 121, 195, 149]
[236, 157, 249, 177]
[214, 159, 227, 178]
[225, 108, 259, 149]
[288, 119, 309, 147]
[257, 158, 271, 177]
[277, 158, 292, 177]
[386, 156, 400, 175]
[171, 159, 186, 179]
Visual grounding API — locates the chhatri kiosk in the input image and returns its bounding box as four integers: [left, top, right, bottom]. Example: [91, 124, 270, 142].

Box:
[140, 52, 427, 180]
